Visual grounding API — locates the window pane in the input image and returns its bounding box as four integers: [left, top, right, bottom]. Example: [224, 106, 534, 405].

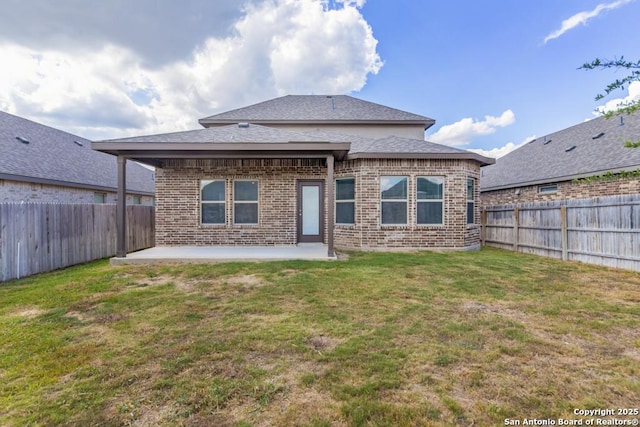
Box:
[336, 178, 355, 200]
[381, 201, 407, 224]
[381, 176, 407, 200]
[467, 178, 475, 201]
[235, 203, 258, 224]
[202, 204, 225, 224]
[336, 202, 355, 224]
[417, 202, 443, 224]
[467, 202, 474, 224]
[417, 177, 443, 200]
[539, 185, 558, 193]
[234, 181, 258, 201]
[302, 186, 320, 235]
[201, 180, 225, 201]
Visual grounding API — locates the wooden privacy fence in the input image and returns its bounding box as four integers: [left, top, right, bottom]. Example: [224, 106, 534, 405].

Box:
[482, 194, 640, 272]
[0, 203, 155, 282]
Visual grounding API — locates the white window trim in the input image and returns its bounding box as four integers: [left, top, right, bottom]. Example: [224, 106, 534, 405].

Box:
[416, 176, 444, 226]
[380, 176, 408, 226]
[335, 177, 355, 225]
[201, 179, 226, 225]
[233, 179, 259, 225]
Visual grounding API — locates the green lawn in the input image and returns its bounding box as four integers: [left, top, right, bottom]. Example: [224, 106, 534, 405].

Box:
[1, 248, 639, 426]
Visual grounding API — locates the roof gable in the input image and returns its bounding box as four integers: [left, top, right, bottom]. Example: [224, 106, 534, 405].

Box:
[481, 114, 640, 191]
[198, 95, 435, 128]
[0, 111, 154, 194]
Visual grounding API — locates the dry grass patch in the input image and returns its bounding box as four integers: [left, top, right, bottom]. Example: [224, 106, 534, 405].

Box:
[10, 306, 47, 318]
[1, 249, 639, 426]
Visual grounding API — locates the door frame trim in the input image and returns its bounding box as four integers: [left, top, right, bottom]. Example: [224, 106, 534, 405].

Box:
[296, 180, 325, 243]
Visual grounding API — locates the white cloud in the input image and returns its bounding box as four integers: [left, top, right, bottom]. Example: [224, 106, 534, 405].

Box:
[427, 110, 516, 147]
[0, 0, 382, 140]
[468, 135, 534, 159]
[544, 0, 634, 43]
[593, 80, 640, 115]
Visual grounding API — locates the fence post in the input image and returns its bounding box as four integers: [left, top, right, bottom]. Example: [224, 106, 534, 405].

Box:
[513, 206, 519, 252]
[481, 208, 487, 246]
[560, 205, 568, 261]
[116, 156, 128, 258]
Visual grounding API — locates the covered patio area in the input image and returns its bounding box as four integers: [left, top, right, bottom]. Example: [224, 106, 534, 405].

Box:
[110, 244, 337, 265]
[92, 124, 351, 262]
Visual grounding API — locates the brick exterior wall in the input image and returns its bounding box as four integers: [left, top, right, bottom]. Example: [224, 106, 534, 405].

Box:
[156, 159, 326, 246]
[480, 176, 640, 206]
[156, 158, 482, 250]
[0, 179, 154, 205]
[335, 159, 481, 250]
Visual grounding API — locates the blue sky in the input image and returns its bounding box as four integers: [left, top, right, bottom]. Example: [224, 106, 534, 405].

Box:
[359, 0, 640, 156]
[0, 0, 638, 157]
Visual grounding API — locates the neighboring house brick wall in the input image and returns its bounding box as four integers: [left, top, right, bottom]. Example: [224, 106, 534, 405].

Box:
[0, 179, 154, 205]
[480, 176, 640, 206]
[156, 158, 482, 250]
[335, 159, 481, 250]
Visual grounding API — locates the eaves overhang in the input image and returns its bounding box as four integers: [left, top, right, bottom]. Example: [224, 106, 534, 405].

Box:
[347, 151, 495, 166]
[480, 165, 640, 192]
[92, 142, 351, 168]
[0, 172, 154, 196]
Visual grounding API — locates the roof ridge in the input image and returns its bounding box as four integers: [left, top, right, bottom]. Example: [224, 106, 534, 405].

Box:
[198, 94, 434, 125]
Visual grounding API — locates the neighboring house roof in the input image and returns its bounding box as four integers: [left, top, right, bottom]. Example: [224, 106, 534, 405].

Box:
[198, 95, 436, 129]
[481, 114, 640, 192]
[95, 123, 494, 166]
[0, 111, 155, 195]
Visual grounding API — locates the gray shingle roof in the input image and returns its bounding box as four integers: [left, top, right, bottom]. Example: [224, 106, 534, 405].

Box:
[98, 124, 493, 165]
[481, 114, 640, 191]
[301, 130, 493, 164]
[0, 111, 155, 194]
[355, 135, 479, 155]
[101, 123, 338, 144]
[199, 95, 435, 127]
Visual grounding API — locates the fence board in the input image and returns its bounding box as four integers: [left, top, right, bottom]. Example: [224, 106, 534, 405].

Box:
[483, 194, 640, 272]
[0, 203, 155, 282]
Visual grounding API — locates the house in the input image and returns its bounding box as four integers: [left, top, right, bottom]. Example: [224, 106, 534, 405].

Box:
[93, 95, 493, 257]
[0, 111, 155, 205]
[480, 114, 640, 206]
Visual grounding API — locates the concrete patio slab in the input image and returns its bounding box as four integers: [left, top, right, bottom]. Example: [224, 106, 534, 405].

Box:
[110, 244, 336, 265]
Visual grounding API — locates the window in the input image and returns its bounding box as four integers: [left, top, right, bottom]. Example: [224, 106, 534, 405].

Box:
[538, 184, 558, 194]
[381, 176, 408, 225]
[201, 180, 225, 224]
[133, 195, 141, 205]
[94, 192, 106, 204]
[335, 178, 355, 224]
[417, 176, 444, 225]
[234, 180, 258, 224]
[466, 178, 475, 224]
